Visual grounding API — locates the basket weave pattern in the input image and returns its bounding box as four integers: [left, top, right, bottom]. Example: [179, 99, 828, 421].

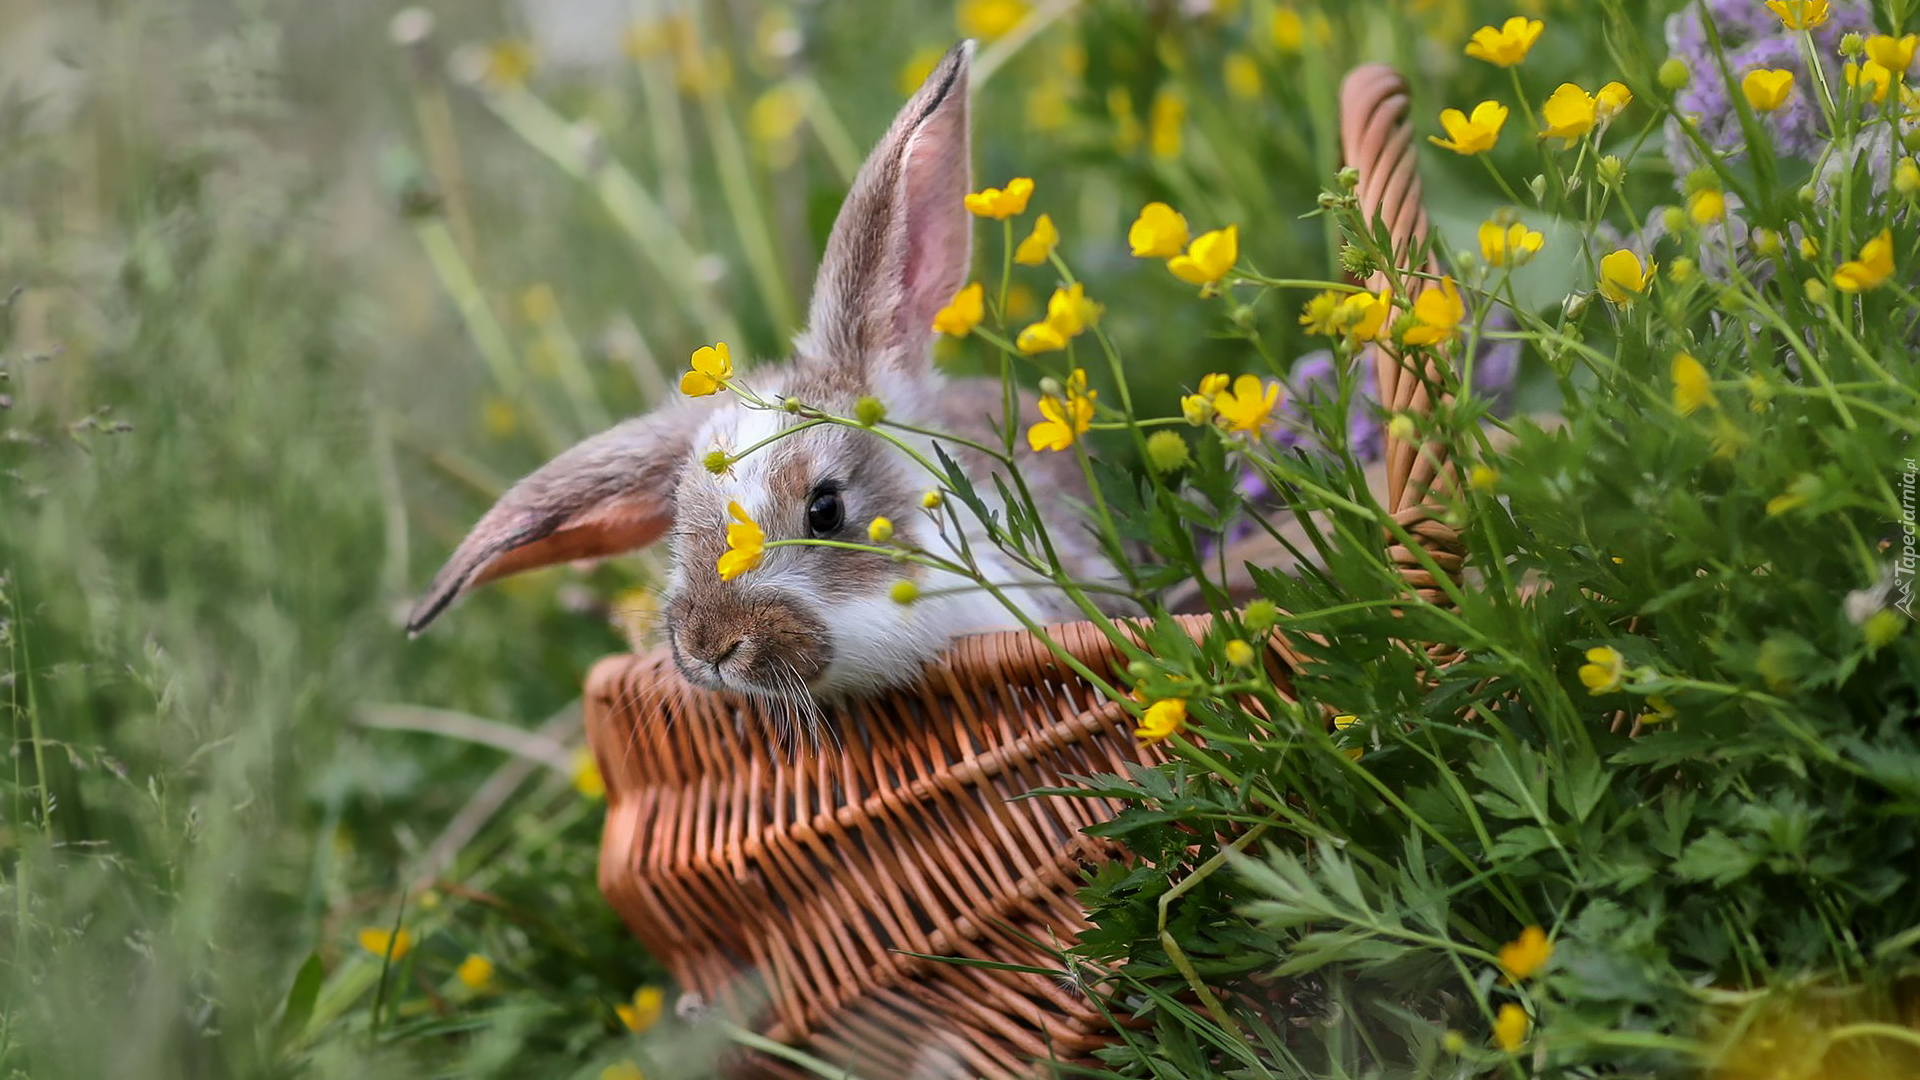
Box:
[586, 63, 1454, 1079]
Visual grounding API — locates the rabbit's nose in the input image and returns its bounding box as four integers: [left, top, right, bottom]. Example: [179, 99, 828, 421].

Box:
[710, 638, 745, 667]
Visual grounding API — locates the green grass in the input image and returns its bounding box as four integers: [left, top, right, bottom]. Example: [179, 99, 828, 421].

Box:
[6, 0, 1920, 1078]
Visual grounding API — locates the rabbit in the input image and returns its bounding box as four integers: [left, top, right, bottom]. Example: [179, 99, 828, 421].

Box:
[406, 41, 1135, 704]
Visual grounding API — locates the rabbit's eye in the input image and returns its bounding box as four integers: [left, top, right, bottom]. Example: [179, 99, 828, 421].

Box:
[806, 488, 845, 537]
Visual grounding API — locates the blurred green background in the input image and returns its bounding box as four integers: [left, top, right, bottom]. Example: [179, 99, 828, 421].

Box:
[0, 0, 1606, 1076]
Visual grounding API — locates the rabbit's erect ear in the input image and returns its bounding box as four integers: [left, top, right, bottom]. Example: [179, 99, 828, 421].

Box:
[800, 40, 972, 375]
[406, 405, 708, 634]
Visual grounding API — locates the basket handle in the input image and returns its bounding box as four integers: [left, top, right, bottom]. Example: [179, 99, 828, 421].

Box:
[1339, 63, 1465, 608]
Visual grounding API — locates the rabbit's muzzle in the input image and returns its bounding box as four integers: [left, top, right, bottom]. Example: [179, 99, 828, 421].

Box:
[666, 587, 831, 697]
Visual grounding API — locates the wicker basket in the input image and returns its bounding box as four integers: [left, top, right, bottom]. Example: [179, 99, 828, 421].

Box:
[585, 63, 1460, 1080]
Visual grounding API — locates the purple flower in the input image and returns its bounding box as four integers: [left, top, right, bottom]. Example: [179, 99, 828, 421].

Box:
[1663, 0, 1876, 176]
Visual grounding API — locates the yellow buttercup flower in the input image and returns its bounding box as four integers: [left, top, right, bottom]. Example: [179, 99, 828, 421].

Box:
[1339, 288, 1394, 341]
[1765, 0, 1830, 30]
[1895, 157, 1920, 197]
[1430, 101, 1509, 154]
[1493, 1003, 1530, 1051]
[1224, 639, 1256, 667]
[1864, 33, 1917, 73]
[957, 0, 1029, 41]
[1498, 926, 1554, 982]
[1403, 277, 1466, 347]
[1272, 8, 1332, 53]
[1539, 83, 1597, 145]
[963, 177, 1033, 219]
[1464, 17, 1544, 67]
[1015, 321, 1066, 354]
[1224, 52, 1263, 100]
[616, 986, 665, 1033]
[1596, 81, 1632, 122]
[1013, 214, 1059, 266]
[716, 501, 765, 581]
[932, 282, 984, 337]
[1742, 69, 1796, 112]
[1578, 645, 1626, 694]
[1128, 202, 1190, 258]
[1167, 225, 1240, 286]
[1834, 228, 1894, 292]
[1180, 372, 1229, 425]
[484, 40, 537, 88]
[1298, 290, 1343, 336]
[680, 342, 732, 396]
[1671, 353, 1716, 416]
[1598, 249, 1653, 304]
[1688, 188, 1726, 225]
[1846, 60, 1893, 103]
[1016, 283, 1103, 353]
[1148, 87, 1185, 160]
[1211, 373, 1282, 433]
[457, 954, 497, 992]
[1027, 369, 1096, 452]
[1479, 221, 1544, 268]
[572, 747, 606, 799]
[1134, 698, 1188, 745]
[358, 928, 414, 962]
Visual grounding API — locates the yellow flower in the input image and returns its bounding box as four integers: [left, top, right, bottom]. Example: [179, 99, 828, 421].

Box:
[1211, 374, 1282, 433]
[963, 177, 1034, 219]
[867, 517, 894, 543]
[1013, 214, 1059, 266]
[1298, 289, 1343, 336]
[600, 1064, 645, 1080]
[932, 282, 984, 336]
[716, 500, 765, 581]
[1129, 202, 1191, 258]
[1834, 228, 1894, 292]
[1167, 225, 1240, 286]
[1224, 52, 1263, 100]
[485, 40, 537, 88]
[1016, 284, 1102, 353]
[1430, 101, 1509, 154]
[1015, 321, 1066, 354]
[358, 928, 414, 962]
[616, 986, 665, 1033]
[1027, 369, 1096, 451]
[1464, 17, 1544, 67]
[1224, 639, 1256, 666]
[1180, 373, 1229, 425]
[1539, 83, 1597, 145]
[1742, 68, 1796, 112]
[1271, 8, 1331, 52]
[1578, 645, 1626, 694]
[680, 342, 732, 396]
[1595, 81, 1633, 122]
[1639, 694, 1678, 724]
[1479, 221, 1544, 268]
[1765, 0, 1830, 30]
[1846, 60, 1893, 104]
[1148, 87, 1185, 160]
[1134, 698, 1188, 744]
[1671, 353, 1715, 416]
[1767, 474, 1820, 516]
[1896, 157, 1920, 196]
[1469, 464, 1500, 490]
[1493, 1003, 1530, 1051]
[1598, 249, 1653, 304]
[1498, 926, 1554, 982]
[957, 0, 1029, 40]
[1688, 188, 1726, 225]
[1339, 288, 1395, 342]
[572, 747, 606, 799]
[1865, 33, 1918, 73]
[457, 954, 497, 992]
[1403, 277, 1466, 347]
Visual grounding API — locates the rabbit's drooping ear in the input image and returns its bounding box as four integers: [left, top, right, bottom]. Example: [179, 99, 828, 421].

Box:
[799, 40, 972, 375]
[406, 405, 708, 634]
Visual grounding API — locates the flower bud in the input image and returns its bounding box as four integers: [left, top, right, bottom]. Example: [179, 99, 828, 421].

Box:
[1657, 58, 1691, 91]
[702, 450, 731, 475]
[1839, 32, 1864, 58]
[888, 579, 919, 604]
[1387, 413, 1417, 443]
[1527, 174, 1547, 204]
[854, 395, 886, 426]
[1562, 291, 1592, 320]
[1752, 227, 1783, 257]
[1803, 277, 1829, 305]
[782, 396, 803, 413]
[1243, 599, 1280, 634]
[1895, 157, 1920, 197]
[1596, 155, 1625, 188]
[1661, 205, 1687, 234]
[1038, 376, 1064, 398]
[1224, 639, 1256, 667]
[1336, 165, 1360, 190]
[921, 489, 945, 510]
[1144, 430, 1191, 474]
[867, 516, 894, 542]
[1670, 256, 1697, 284]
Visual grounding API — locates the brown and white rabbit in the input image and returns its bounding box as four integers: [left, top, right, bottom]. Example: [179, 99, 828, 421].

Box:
[407, 42, 1133, 703]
